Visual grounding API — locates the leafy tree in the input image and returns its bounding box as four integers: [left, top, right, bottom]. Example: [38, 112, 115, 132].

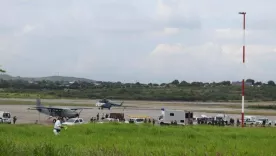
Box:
[179, 81, 189, 86]
[255, 81, 262, 85]
[268, 80, 275, 86]
[219, 81, 231, 86]
[0, 67, 5, 73]
[171, 80, 179, 85]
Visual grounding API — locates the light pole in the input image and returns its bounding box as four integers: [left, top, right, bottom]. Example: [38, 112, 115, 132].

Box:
[239, 12, 246, 127]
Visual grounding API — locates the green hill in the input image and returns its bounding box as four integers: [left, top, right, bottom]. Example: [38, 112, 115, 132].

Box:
[0, 74, 96, 83]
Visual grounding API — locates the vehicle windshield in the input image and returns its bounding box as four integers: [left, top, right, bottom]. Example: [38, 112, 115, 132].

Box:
[136, 119, 144, 122]
[3, 113, 10, 118]
[159, 115, 163, 120]
[66, 118, 75, 122]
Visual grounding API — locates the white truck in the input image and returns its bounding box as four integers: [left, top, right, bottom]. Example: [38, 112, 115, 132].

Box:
[242, 116, 257, 126]
[255, 117, 272, 126]
[158, 110, 186, 125]
[62, 118, 86, 126]
[0, 111, 12, 124]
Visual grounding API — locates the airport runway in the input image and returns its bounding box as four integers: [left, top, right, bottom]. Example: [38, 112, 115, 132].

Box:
[1, 104, 276, 124]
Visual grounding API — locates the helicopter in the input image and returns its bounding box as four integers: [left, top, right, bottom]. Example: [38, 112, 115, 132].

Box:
[95, 99, 124, 110]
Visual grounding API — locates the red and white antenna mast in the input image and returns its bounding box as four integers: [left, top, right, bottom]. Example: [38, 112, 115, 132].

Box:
[239, 11, 246, 127]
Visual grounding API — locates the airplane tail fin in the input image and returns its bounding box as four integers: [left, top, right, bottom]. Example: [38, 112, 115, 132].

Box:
[36, 98, 43, 107]
[120, 102, 124, 106]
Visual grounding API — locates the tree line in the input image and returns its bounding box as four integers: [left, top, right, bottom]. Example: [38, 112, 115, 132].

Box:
[0, 78, 276, 101]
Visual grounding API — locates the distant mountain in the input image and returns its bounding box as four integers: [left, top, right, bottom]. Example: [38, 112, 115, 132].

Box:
[0, 74, 96, 83]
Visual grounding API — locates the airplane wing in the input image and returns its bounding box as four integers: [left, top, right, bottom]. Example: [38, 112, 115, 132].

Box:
[70, 107, 95, 110]
[27, 106, 64, 111]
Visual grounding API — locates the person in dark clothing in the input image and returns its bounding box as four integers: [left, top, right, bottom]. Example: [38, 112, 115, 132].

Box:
[13, 116, 17, 124]
[230, 118, 234, 126]
[96, 113, 99, 121]
[262, 120, 266, 127]
[152, 119, 155, 125]
[105, 114, 109, 118]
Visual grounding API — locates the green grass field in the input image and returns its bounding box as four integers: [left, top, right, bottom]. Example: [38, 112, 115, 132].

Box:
[0, 123, 275, 156]
[0, 92, 57, 99]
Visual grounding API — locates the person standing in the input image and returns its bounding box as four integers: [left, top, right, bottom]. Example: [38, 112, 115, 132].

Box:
[13, 116, 17, 124]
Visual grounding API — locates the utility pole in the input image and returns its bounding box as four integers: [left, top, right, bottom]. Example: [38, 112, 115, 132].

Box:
[239, 11, 246, 127]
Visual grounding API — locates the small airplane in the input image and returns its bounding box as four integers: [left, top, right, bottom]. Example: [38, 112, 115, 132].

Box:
[95, 99, 124, 110]
[28, 98, 92, 123]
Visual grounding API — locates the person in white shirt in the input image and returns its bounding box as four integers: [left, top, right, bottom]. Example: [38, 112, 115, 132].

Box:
[53, 117, 64, 135]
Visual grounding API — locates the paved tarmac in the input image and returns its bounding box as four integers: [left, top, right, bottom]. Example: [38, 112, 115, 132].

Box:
[1, 103, 276, 125]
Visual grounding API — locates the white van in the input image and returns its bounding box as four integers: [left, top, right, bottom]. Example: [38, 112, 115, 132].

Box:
[242, 116, 257, 125]
[0, 111, 12, 124]
[158, 110, 186, 125]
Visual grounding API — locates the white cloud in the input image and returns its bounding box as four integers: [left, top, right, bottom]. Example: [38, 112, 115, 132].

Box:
[151, 27, 181, 37]
[155, 0, 173, 20]
[1, 0, 276, 83]
[144, 42, 276, 82]
[215, 28, 244, 40]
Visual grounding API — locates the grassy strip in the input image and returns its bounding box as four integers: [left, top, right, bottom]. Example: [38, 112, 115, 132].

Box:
[248, 105, 276, 110]
[0, 100, 92, 107]
[0, 92, 57, 99]
[0, 123, 276, 155]
[0, 99, 241, 107]
[0, 91, 273, 103]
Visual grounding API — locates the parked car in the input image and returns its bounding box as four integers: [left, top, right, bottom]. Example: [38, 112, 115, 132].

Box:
[255, 118, 272, 126]
[0, 111, 12, 124]
[62, 118, 87, 126]
[128, 118, 145, 124]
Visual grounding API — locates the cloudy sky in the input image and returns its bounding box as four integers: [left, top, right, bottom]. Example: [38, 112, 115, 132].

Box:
[0, 0, 276, 83]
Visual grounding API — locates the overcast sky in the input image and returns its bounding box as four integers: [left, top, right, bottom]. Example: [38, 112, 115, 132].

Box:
[0, 0, 276, 83]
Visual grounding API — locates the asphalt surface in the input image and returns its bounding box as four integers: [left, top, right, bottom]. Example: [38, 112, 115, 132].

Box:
[1, 103, 276, 124]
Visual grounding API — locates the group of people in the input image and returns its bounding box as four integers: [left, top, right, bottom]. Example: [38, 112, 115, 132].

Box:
[143, 118, 155, 125]
[90, 113, 125, 123]
[196, 117, 236, 126]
